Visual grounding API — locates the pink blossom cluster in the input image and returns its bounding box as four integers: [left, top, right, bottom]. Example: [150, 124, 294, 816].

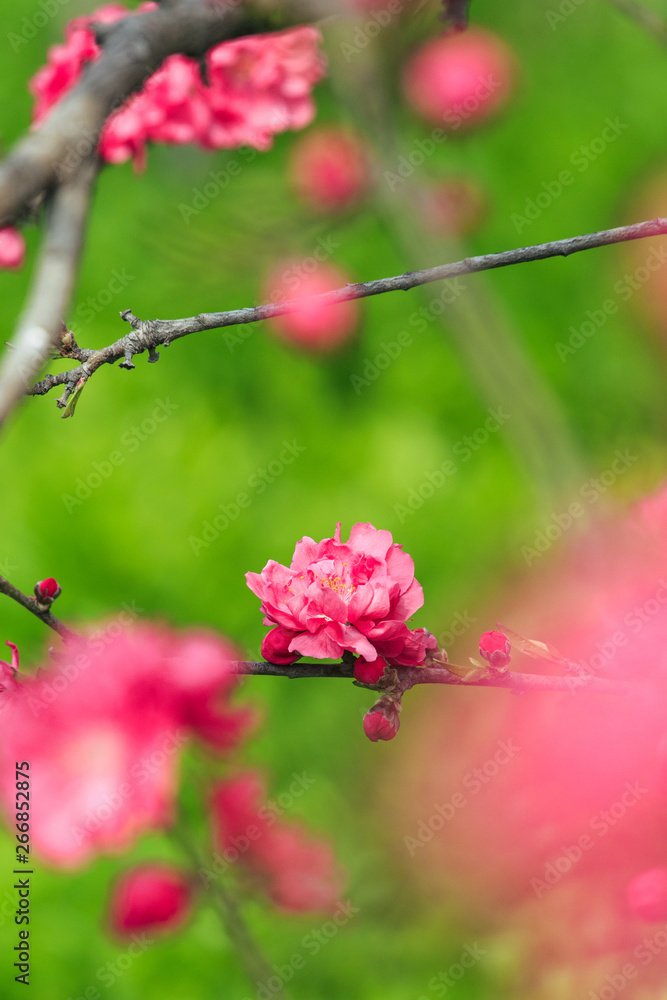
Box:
[30, 3, 326, 170]
[0, 624, 251, 866]
[246, 522, 437, 679]
[211, 772, 343, 912]
[0, 620, 343, 922]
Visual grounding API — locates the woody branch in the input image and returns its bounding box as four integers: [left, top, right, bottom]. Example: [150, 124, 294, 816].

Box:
[26, 216, 667, 409]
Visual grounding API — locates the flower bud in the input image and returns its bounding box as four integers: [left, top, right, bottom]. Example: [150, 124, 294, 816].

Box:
[627, 867, 667, 921]
[478, 630, 511, 671]
[363, 696, 401, 742]
[34, 578, 62, 607]
[109, 864, 193, 936]
[261, 626, 301, 665]
[354, 656, 387, 685]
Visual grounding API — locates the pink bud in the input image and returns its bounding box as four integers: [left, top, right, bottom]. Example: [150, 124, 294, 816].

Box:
[289, 127, 369, 214]
[478, 630, 511, 670]
[262, 626, 302, 665]
[627, 867, 667, 921]
[264, 262, 360, 352]
[363, 710, 399, 742]
[34, 578, 62, 604]
[109, 864, 193, 937]
[0, 228, 25, 270]
[354, 656, 387, 685]
[363, 696, 401, 742]
[402, 28, 516, 130]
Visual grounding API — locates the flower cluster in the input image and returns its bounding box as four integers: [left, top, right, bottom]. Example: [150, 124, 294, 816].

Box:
[211, 772, 342, 912]
[246, 522, 437, 676]
[0, 624, 251, 866]
[30, 3, 326, 170]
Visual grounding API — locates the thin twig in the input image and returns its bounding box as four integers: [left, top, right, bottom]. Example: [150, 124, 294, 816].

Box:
[232, 661, 633, 695]
[171, 820, 288, 999]
[0, 576, 77, 643]
[27, 216, 667, 406]
[0, 155, 99, 427]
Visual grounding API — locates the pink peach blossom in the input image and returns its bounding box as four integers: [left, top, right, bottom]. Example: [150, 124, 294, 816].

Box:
[247, 522, 436, 666]
[30, 4, 325, 169]
[0, 624, 250, 866]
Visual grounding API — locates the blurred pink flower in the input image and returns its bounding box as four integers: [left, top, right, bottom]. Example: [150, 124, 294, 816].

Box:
[402, 27, 516, 129]
[211, 771, 343, 912]
[289, 126, 370, 213]
[246, 522, 437, 665]
[30, 4, 325, 169]
[0, 624, 251, 866]
[627, 867, 667, 922]
[263, 262, 360, 352]
[390, 480, 667, 987]
[0, 228, 26, 270]
[109, 863, 193, 936]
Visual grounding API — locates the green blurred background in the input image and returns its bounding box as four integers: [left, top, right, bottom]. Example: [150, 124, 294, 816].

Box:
[2, 0, 667, 995]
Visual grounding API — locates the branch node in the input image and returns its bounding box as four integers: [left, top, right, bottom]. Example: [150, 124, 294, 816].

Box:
[119, 349, 136, 370]
[120, 308, 140, 329]
[147, 346, 160, 363]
